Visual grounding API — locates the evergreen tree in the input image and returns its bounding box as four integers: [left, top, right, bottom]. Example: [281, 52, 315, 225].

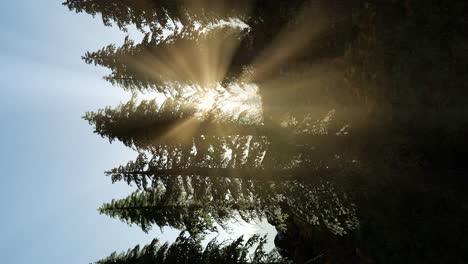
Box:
[66, 0, 337, 94]
[63, 0, 305, 33]
[83, 95, 267, 149]
[95, 232, 290, 264]
[83, 26, 250, 91]
[104, 133, 361, 189]
[63, 0, 256, 32]
[84, 94, 352, 151]
[100, 180, 358, 236]
[70, 0, 468, 262]
[101, 158, 359, 236]
[99, 188, 267, 234]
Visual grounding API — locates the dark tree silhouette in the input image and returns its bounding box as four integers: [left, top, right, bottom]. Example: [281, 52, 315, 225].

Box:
[95, 232, 290, 264]
[68, 0, 468, 262]
[62, 0, 305, 32]
[83, 27, 249, 91]
[99, 187, 270, 235]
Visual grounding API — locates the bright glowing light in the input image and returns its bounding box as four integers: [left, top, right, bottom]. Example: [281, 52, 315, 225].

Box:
[199, 18, 249, 35]
[134, 90, 167, 106]
[196, 90, 217, 112]
[193, 83, 263, 123]
[130, 82, 262, 125]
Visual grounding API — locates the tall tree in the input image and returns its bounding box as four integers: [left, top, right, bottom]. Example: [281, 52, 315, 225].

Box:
[62, 0, 305, 32]
[100, 165, 358, 236]
[95, 232, 289, 264]
[71, 0, 468, 262]
[99, 188, 268, 234]
[83, 26, 249, 91]
[83, 95, 267, 148]
[84, 95, 352, 151]
[68, 0, 351, 94]
[101, 182, 358, 237]
[63, 0, 256, 32]
[104, 135, 362, 188]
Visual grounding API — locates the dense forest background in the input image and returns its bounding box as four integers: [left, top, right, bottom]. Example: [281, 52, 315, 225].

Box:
[63, 0, 468, 263]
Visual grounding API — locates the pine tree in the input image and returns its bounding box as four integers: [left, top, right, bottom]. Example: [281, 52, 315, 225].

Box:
[70, 0, 468, 262]
[99, 187, 268, 234]
[95, 232, 290, 264]
[83, 95, 268, 148]
[100, 181, 358, 236]
[63, 0, 257, 32]
[63, 0, 304, 33]
[104, 133, 361, 188]
[83, 25, 250, 91]
[69, 0, 369, 260]
[65, 0, 324, 94]
[84, 94, 352, 152]
[101, 157, 358, 236]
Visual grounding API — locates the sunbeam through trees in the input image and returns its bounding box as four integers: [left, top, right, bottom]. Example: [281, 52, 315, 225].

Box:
[64, 0, 468, 263]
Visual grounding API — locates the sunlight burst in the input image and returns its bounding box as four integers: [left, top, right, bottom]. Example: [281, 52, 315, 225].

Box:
[197, 90, 217, 113]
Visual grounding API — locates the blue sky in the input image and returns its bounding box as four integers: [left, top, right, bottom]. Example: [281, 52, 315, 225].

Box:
[0, 1, 275, 263]
[0, 1, 177, 263]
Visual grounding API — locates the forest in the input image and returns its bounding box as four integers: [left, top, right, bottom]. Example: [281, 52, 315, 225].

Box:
[64, 0, 468, 263]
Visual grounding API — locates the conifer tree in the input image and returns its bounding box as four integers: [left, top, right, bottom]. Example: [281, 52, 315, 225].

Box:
[84, 94, 352, 152]
[83, 96, 268, 148]
[63, 0, 304, 33]
[95, 232, 290, 264]
[99, 188, 268, 234]
[100, 166, 358, 236]
[65, 0, 323, 93]
[70, 0, 468, 262]
[83, 25, 250, 91]
[63, 0, 255, 32]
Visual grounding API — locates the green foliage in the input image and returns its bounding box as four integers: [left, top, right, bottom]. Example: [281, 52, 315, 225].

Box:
[84, 93, 353, 151]
[83, 96, 197, 147]
[63, 0, 304, 33]
[70, 0, 468, 262]
[63, 0, 191, 32]
[99, 190, 213, 234]
[83, 26, 249, 91]
[102, 160, 359, 236]
[99, 187, 267, 235]
[83, 94, 268, 149]
[96, 232, 290, 264]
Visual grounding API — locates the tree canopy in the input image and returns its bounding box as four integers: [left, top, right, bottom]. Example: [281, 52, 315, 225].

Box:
[96, 232, 290, 264]
[68, 0, 468, 262]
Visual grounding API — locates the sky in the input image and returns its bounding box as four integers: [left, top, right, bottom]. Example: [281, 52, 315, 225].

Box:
[0, 1, 274, 263]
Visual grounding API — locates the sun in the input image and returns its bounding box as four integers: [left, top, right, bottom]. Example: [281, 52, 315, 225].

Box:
[197, 90, 217, 113]
[194, 83, 263, 123]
